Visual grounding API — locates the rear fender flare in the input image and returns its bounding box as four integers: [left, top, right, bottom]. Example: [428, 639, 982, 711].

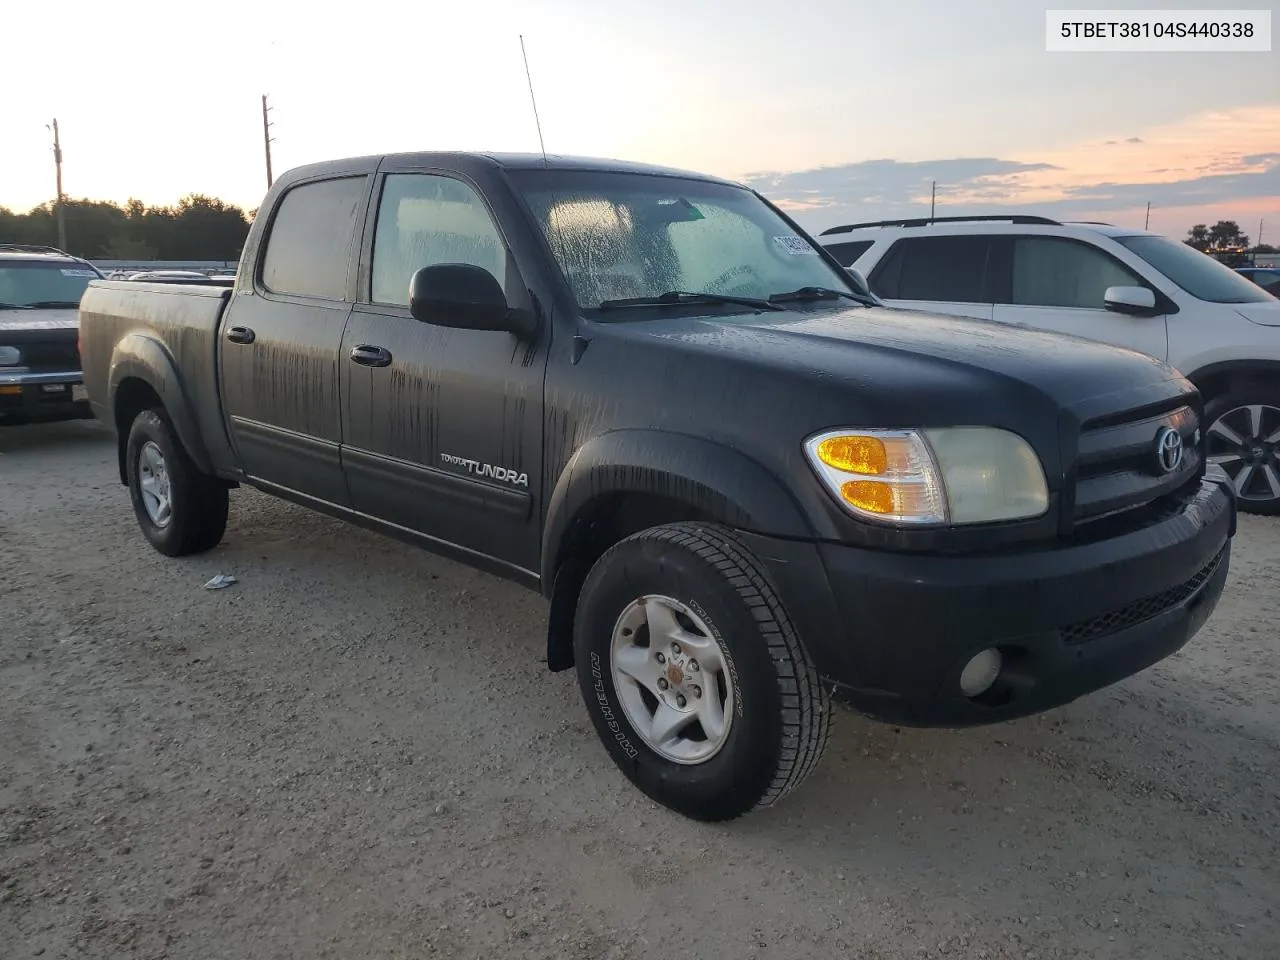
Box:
[108, 333, 212, 475]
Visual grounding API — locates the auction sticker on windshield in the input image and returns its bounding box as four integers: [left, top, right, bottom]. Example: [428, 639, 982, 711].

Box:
[774, 236, 818, 255]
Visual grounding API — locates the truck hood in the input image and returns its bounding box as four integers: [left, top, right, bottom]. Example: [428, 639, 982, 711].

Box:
[630, 303, 1186, 422]
[0, 307, 79, 334]
[1233, 300, 1280, 327]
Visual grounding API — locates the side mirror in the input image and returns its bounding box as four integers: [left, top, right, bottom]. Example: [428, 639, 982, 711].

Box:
[1103, 285, 1158, 315]
[408, 263, 535, 337]
[844, 266, 870, 296]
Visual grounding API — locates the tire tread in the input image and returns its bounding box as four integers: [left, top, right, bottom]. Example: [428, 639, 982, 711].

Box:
[613, 521, 832, 814]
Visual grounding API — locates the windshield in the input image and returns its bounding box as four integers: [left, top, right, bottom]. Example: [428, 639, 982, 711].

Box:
[1115, 236, 1273, 304]
[510, 170, 858, 314]
[0, 261, 100, 308]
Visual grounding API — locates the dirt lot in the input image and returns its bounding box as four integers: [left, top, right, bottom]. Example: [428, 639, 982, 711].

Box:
[2, 420, 1277, 960]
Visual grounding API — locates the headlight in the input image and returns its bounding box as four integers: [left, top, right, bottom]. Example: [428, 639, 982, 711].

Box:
[0, 346, 20, 366]
[803, 426, 1049, 526]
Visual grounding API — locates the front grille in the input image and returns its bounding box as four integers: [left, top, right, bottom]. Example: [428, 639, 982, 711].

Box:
[1072, 402, 1201, 525]
[1061, 546, 1226, 645]
[20, 341, 80, 371]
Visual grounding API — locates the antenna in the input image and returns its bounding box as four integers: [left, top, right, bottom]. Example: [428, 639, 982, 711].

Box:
[519, 35, 548, 166]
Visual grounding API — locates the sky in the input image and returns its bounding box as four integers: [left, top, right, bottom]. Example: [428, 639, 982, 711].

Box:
[3, 0, 1278, 242]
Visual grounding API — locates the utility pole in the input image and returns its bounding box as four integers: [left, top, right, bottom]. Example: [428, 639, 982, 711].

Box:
[49, 119, 67, 251]
[1259, 218, 1264, 248]
[1144, 202, 1150, 230]
[930, 181, 936, 220]
[261, 95, 275, 188]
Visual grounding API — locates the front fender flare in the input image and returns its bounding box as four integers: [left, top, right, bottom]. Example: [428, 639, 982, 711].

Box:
[539, 429, 813, 587]
[108, 333, 213, 475]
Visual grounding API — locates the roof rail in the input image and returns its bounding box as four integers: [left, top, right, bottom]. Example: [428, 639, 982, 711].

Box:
[820, 214, 1062, 236]
[1064, 220, 1116, 226]
[0, 243, 73, 256]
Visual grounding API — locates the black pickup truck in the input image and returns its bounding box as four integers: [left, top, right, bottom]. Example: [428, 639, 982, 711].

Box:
[79, 152, 1236, 821]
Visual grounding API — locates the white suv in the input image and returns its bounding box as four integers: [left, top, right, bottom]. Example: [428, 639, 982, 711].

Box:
[818, 216, 1280, 515]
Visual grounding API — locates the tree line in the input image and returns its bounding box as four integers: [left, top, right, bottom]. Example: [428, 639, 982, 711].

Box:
[1185, 219, 1276, 256]
[0, 195, 253, 261]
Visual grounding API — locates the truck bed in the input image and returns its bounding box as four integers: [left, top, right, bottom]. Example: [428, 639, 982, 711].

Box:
[78, 281, 235, 470]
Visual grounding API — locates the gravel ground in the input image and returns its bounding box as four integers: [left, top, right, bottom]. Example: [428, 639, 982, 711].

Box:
[2, 419, 1278, 960]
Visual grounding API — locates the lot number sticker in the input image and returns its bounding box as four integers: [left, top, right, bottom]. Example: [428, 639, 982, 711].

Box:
[773, 236, 818, 256]
[60, 269, 98, 277]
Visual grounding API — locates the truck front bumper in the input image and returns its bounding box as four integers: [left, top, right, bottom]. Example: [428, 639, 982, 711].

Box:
[741, 473, 1236, 728]
[0, 369, 91, 424]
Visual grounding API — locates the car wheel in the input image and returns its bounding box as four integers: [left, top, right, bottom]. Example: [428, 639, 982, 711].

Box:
[1204, 390, 1280, 516]
[573, 522, 831, 821]
[126, 408, 229, 556]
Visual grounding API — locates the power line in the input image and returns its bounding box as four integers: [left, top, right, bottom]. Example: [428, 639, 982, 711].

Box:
[262, 95, 275, 188]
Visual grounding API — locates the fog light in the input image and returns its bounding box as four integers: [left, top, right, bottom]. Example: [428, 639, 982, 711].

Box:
[959, 648, 1002, 697]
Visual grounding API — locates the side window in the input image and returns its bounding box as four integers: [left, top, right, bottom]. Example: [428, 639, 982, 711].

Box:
[870, 236, 990, 302]
[371, 174, 505, 306]
[261, 176, 367, 300]
[1010, 237, 1143, 309]
[823, 239, 874, 266]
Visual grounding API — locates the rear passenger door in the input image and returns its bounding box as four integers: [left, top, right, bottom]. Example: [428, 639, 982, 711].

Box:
[220, 170, 372, 505]
[867, 235, 995, 320]
[988, 236, 1168, 361]
[339, 166, 547, 575]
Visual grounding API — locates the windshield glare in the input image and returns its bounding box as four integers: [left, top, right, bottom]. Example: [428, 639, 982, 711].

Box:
[512, 171, 854, 313]
[1115, 236, 1272, 304]
[0, 262, 99, 307]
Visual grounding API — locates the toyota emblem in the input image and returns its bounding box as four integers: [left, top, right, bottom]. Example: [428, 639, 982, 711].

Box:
[1154, 426, 1184, 474]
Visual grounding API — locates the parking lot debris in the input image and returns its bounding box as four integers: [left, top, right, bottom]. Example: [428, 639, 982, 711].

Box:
[203, 574, 238, 590]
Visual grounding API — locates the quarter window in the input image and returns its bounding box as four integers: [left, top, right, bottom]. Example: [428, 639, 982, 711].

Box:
[823, 239, 874, 266]
[371, 174, 505, 306]
[261, 176, 367, 300]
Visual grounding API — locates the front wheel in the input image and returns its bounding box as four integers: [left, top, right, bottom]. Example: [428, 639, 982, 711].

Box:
[1205, 390, 1280, 516]
[573, 522, 831, 821]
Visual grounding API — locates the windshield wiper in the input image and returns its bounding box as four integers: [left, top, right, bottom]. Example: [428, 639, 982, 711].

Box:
[769, 286, 874, 306]
[23, 300, 82, 309]
[598, 290, 783, 312]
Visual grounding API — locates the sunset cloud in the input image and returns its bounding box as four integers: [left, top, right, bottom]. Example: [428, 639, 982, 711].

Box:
[749, 105, 1280, 238]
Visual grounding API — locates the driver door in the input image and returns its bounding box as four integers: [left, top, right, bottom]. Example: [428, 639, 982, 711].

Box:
[340, 167, 548, 574]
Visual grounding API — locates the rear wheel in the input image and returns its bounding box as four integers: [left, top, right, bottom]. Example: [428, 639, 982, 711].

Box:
[1205, 390, 1280, 516]
[573, 522, 831, 821]
[125, 409, 229, 556]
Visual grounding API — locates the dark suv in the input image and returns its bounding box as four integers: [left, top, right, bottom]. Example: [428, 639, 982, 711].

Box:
[0, 244, 103, 425]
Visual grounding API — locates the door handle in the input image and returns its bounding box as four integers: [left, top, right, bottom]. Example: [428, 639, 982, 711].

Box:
[226, 325, 256, 344]
[349, 344, 392, 367]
